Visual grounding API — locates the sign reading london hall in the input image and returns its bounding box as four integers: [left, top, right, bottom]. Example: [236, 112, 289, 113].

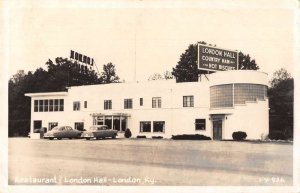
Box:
[198, 44, 238, 71]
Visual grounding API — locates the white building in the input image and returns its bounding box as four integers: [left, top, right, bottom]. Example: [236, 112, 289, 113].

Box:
[25, 70, 269, 140]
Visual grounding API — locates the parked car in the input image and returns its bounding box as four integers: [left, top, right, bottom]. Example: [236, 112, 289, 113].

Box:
[44, 126, 82, 140]
[81, 125, 118, 140]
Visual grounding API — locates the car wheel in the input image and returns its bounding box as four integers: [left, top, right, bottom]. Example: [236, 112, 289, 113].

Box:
[96, 137, 100, 140]
[85, 138, 90, 140]
[57, 138, 62, 140]
[49, 137, 54, 140]
[112, 134, 116, 139]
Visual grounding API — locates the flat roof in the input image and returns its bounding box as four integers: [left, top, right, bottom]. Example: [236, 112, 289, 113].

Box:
[25, 92, 68, 97]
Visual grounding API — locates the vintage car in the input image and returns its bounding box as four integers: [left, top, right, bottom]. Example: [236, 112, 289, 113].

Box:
[44, 126, 82, 140]
[81, 125, 118, 140]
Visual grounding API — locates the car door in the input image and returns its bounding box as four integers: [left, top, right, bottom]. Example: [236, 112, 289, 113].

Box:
[99, 126, 107, 137]
[66, 126, 75, 138]
[105, 126, 113, 137]
[106, 127, 113, 137]
[56, 127, 65, 138]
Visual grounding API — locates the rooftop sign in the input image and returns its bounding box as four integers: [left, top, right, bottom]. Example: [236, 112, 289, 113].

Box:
[198, 44, 238, 71]
[70, 50, 94, 66]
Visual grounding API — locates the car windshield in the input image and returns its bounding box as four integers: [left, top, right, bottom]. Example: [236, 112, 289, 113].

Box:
[89, 126, 100, 131]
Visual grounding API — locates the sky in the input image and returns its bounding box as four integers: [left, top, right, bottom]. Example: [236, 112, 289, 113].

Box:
[3, 0, 298, 82]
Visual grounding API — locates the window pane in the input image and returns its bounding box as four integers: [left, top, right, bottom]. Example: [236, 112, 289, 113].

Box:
[140, 98, 143, 106]
[140, 121, 151, 132]
[124, 99, 132, 109]
[44, 100, 48, 112]
[54, 99, 59, 111]
[152, 97, 161, 108]
[195, 119, 206, 130]
[39, 100, 44, 112]
[75, 122, 84, 131]
[59, 99, 64, 111]
[104, 100, 112, 110]
[49, 100, 53, 111]
[234, 84, 267, 104]
[73, 101, 80, 111]
[153, 121, 165, 132]
[183, 96, 194, 107]
[48, 122, 58, 131]
[34, 100, 38, 112]
[210, 84, 233, 108]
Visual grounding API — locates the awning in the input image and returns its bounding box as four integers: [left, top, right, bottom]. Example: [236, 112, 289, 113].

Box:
[90, 113, 131, 117]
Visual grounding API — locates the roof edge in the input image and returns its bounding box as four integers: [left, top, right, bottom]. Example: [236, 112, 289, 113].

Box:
[25, 92, 68, 97]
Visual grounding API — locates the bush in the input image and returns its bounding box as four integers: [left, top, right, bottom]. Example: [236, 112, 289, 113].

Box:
[172, 134, 211, 140]
[232, 131, 247, 141]
[152, 136, 163, 139]
[137, 135, 146, 138]
[124, 128, 132, 138]
[268, 132, 287, 140]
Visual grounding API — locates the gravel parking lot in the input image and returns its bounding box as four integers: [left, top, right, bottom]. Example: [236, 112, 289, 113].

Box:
[8, 138, 293, 186]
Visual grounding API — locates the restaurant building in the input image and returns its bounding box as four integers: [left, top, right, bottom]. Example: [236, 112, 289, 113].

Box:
[25, 70, 269, 140]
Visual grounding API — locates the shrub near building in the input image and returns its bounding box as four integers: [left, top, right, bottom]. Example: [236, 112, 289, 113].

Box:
[232, 131, 247, 141]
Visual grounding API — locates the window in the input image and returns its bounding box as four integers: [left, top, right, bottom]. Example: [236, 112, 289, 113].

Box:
[104, 100, 112, 110]
[49, 100, 54, 112]
[153, 121, 165, 133]
[73, 101, 80, 111]
[75, 122, 84, 131]
[39, 100, 44, 112]
[84, 101, 87, 108]
[124, 99, 133, 109]
[54, 99, 59, 111]
[210, 83, 267, 108]
[195, 119, 206, 130]
[152, 97, 161, 108]
[48, 122, 58, 131]
[183, 96, 194, 107]
[140, 121, 151, 132]
[59, 99, 64, 111]
[44, 100, 48, 112]
[234, 84, 267, 104]
[33, 99, 64, 112]
[34, 100, 38, 112]
[140, 98, 143, 106]
[210, 84, 233, 108]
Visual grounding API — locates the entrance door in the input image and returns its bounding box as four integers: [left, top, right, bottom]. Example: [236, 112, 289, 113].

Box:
[213, 120, 222, 140]
[33, 120, 42, 133]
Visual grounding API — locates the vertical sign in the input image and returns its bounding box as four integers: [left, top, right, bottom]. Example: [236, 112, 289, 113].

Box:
[198, 44, 238, 71]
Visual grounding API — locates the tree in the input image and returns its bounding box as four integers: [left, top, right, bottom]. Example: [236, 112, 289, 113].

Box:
[9, 58, 121, 136]
[238, 52, 259, 70]
[268, 68, 293, 139]
[172, 43, 201, 82]
[163, 70, 174, 80]
[148, 70, 174, 81]
[148, 73, 163, 81]
[172, 42, 259, 82]
[101, 62, 120, 83]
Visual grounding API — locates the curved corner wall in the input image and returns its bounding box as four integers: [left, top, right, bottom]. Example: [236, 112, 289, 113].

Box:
[208, 70, 269, 140]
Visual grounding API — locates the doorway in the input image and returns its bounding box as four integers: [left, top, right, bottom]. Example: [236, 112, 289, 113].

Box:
[33, 120, 42, 133]
[213, 120, 222, 140]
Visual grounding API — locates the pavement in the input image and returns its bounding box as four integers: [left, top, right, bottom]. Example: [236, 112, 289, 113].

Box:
[8, 138, 293, 186]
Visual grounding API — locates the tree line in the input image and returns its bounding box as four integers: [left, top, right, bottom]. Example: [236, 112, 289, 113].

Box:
[9, 58, 119, 136]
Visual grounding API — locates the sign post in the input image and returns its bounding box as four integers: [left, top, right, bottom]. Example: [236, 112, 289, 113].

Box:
[198, 44, 238, 72]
